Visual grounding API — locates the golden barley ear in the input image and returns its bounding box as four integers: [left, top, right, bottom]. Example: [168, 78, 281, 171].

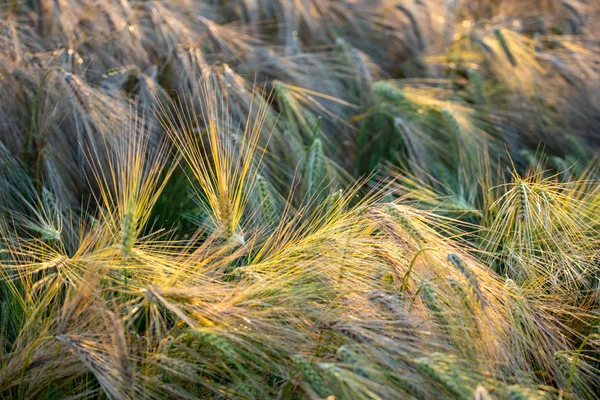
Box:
[157, 74, 269, 245]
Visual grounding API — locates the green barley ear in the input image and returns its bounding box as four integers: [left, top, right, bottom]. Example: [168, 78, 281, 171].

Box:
[447, 277, 472, 313]
[439, 108, 474, 164]
[564, 134, 592, 162]
[494, 29, 517, 66]
[419, 281, 450, 336]
[386, 203, 425, 243]
[440, 108, 463, 139]
[382, 272, 396, 290]
[37, 223, 61, 242]
[40, 188, 61, 242]
[325, 188, 343, 214]
[448, 254, 487, 308]
[507, 385, 548, 400]
[120, 203, 137, 260]
[302, 137, 325, 202]
[467, 68, 486, 105]
[256, 174, 278, 228]
[189, 329, 236, 359]
[420, 281, 441, 314]
[415, 353, 473, 399]
[336, 345, 368, 377]
[232, 382, 261, 399]
[372, 81, 407, 104]
[291, 355, 330, 398]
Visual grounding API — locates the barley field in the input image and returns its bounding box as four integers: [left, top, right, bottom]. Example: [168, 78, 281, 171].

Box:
[1, 1, 599, 399]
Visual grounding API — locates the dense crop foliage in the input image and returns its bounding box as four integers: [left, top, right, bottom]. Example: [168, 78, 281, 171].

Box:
[0, 0, 599, 399]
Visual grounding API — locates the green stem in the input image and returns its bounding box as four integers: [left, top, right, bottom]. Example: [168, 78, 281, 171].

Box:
[565, 333, 599, 396]
[402, 247, 437, 293]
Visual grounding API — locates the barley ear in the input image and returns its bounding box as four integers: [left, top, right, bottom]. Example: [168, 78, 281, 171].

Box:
[120, 207, 136, 260]
[303, 137, 325, 201]
[468, 69, 485, 104]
